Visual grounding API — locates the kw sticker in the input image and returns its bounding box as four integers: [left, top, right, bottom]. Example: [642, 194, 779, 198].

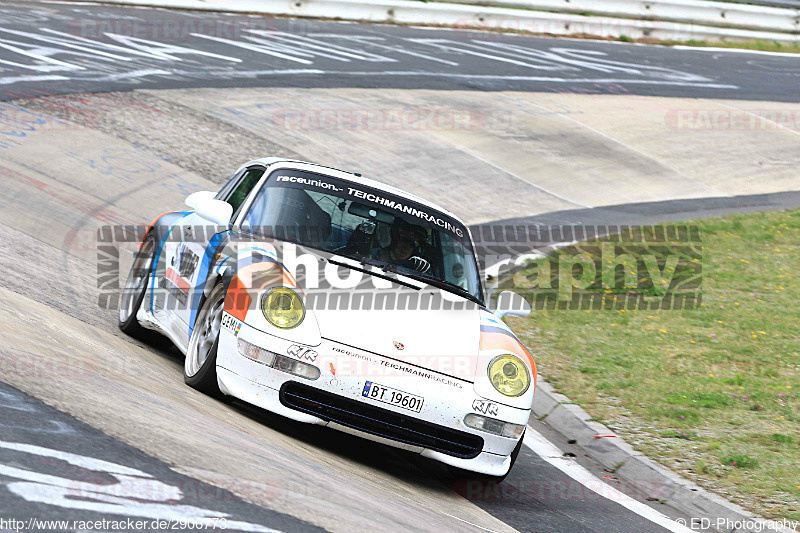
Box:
[287, 344, 318, 362]
[472, 399, 499, 416]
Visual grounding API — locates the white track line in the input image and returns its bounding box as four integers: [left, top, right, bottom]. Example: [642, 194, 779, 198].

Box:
[717, 101, 800, 137]
[0, 75, 68, 85]
[523, 427, 693, 533]
[91, 69, 172, 82]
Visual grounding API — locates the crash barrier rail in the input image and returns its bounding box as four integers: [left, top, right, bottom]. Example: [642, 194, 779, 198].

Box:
[711, 0, 800, 8]
[63, 0, 800, 43]
[442, 0, 800, 35]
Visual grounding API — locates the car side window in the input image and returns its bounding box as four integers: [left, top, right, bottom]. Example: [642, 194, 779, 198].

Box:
[215, 171, 242, 202]
[225, 167, 265, 218]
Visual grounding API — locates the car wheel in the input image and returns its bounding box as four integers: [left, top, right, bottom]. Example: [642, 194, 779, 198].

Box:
[184, 282, 226, 397]
[119, 234, 156, 339]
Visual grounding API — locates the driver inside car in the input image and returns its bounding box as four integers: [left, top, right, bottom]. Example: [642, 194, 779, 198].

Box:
[376, 221, 432, 274]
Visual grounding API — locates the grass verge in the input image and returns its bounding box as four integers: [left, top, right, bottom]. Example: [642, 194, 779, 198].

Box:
[639, 37, 800, 54]
[505, 209, 800, 520]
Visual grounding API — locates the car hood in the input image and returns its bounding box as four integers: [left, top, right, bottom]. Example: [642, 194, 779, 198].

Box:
[231, 244, 484, 381]
[313, 298, 481, 382]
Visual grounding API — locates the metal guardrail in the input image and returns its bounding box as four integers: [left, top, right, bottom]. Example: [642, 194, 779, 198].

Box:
[443, 0, 800, 35]
[717, 0, 800, 8]
[66, 0, 800, 43]
[441, 0, 800, 9]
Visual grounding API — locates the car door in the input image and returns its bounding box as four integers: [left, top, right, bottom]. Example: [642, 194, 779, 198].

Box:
[179, 166, 267, 336]
[153, 166, 266, 345]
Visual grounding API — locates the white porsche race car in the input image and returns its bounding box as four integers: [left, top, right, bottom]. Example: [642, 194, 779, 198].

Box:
[119, 158, 535, 480]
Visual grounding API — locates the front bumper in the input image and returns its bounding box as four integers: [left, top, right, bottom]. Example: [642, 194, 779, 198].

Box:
[215, 321, 529, 476]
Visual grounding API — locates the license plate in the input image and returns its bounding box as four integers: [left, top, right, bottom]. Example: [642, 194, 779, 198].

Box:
[362, 382, 424, 413]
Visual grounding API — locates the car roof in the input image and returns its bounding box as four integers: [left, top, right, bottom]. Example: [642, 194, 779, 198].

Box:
[244, 157, 467, 227]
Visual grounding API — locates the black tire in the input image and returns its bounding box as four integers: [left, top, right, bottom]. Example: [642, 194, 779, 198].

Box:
[118, 234, 156, 339]
[184, 282, 226, 397]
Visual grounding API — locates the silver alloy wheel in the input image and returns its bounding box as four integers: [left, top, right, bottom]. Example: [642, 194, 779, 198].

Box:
[119, 238, 154, 323]
[185, 287, 225, 378]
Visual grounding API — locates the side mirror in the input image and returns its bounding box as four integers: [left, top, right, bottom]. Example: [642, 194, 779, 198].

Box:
[185, 191, 233, 227]
[185, 191, 216, 210]
[493, 290, 531, 319]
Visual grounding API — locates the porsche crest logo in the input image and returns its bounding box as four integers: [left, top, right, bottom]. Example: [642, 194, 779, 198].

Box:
[393, 341, 405, 350]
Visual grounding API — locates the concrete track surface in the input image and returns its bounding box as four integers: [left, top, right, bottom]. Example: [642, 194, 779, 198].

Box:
[0, 1, 799, 532]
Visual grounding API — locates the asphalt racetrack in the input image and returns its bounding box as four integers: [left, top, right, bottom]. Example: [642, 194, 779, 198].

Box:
[0, 1, 798, 532]
[1, 1, 800, 101]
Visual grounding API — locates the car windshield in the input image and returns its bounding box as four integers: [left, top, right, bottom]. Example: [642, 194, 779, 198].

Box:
[240, 168, 483, 303]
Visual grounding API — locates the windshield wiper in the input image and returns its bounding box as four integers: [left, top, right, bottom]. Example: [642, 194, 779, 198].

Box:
[360, 258, 483, 306]
[405, 271, 483, 306]
[359, 257, 401, 273]
[328, 257, 419, 290]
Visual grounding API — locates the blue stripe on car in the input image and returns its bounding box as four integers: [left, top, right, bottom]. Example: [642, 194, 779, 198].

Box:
[187, 231, 228, 338]
[149, 211, 191, 314]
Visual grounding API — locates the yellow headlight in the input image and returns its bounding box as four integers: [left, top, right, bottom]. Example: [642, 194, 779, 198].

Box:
[488, 355, 530, 397]
[261, 287, 305, 329]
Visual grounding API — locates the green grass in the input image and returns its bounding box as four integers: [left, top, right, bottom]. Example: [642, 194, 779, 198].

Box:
[723, 454, 759, 469]
[506, 209, 800, 520]
[651, 38, 800, 54]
